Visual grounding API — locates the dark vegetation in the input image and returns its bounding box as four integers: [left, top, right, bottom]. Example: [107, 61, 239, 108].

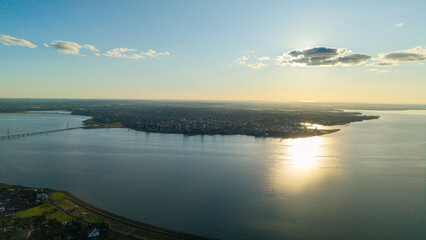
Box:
[0, 184, 108, 240]
[0, 183, 215, 240]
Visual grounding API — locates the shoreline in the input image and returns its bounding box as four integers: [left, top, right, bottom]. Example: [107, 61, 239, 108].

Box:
[1, 183, 216, 240]
[83, 118, 341, 139]
[57, 191, 216, 240]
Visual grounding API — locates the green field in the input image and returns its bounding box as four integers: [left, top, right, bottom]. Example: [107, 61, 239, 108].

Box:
[16, 204, 55, 217]
[46, 209, 74, 222]
[16, 203, 74, 222]
[50, 192, 66, 201]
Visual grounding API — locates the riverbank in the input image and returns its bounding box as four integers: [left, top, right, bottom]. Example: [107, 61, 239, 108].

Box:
[1, 183, 215, 240]
[83, 118, 125, 129]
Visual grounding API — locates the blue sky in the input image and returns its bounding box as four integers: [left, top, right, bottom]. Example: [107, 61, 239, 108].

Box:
[1, 0, 425, 102]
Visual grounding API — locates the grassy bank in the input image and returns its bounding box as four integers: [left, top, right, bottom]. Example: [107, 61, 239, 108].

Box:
[3, 183, 214, 240]
[53, 191, 216, 240]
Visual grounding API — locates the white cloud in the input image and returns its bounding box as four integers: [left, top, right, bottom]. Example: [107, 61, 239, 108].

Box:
[276, 46, 371, 67]
[140, 49, 170, 57]
[83, 44, 99, 52]
[367, 69, 389, 73]
[102, 48, 170, 59]
[103, 48, 143, 59]
[247, 63, 266, 69]
[234, 56, 248, 65]
[50, 41, 83, 55]
[257, 56, 271, 61]
[234, 52, 269, 69]
[0, 35, 37, 48]
[50, 40, 99, 55]
[394, 22, 404, 27]
[1, 34, 168, 60]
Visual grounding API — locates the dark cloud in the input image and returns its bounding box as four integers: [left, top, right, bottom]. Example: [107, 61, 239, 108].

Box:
[382, 52, 425, 62]
[337, 54, 371, 65]
[287, 50, 303, 57]
[287, 46, 345, 59]
[378, 46, 425, 63]
[277, 46, 370, 66]
[369, 62, 396, 66]
[291, 57, 337, 66]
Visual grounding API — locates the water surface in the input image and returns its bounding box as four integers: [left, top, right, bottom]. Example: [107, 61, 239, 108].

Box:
[0, 111, 425, 239]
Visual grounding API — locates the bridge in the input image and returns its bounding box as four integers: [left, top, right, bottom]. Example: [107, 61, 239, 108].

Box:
[0, 127, 82, 140]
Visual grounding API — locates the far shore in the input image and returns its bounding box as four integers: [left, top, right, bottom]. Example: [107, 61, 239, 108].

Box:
[82, 118, 341, 139]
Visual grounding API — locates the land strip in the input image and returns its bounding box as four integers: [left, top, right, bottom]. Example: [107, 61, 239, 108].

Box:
[0, 99, 381, 139]
[1, 183, 215, 240]
[51, 191, 216, 240]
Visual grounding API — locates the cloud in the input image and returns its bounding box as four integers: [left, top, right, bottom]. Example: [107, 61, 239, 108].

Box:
[140, 49, 170, 57]
[0, 35, 37, 48]
[50, 41, 82, 54]
[102, 48, 170, 59]
[50, 40, 99, 55]
[277, 46, 371, 67]
[50, 41, 82, 55]
[234, 56, 248, 64]
[337, 54, 371, 65]
[234, 52, 270, 69]
[382, 53, 424, 62]
[83, 44, 99, 52]
[247, 63, 266, 69]
[377, 46, 426, 62]
[394, 22, 404, 27]
[103, 48, 143, 59]
[257, 56, 271, 61]
[367, 62, 398, 67]
[287, 46, 347, 58]
[1, 34, 168, 60]
[367, 69, 389, 73]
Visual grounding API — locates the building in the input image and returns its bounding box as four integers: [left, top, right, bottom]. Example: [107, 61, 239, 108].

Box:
[88, 228, 100, 239]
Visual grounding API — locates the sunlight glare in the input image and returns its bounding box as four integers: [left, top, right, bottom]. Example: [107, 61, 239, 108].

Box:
[288, 137, 322, 169]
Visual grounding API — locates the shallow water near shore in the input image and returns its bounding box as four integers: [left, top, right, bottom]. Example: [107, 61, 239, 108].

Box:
[0, 111, 425, 239]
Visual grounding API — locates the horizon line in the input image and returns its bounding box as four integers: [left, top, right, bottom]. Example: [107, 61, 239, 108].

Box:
[0, 97, 425, 105]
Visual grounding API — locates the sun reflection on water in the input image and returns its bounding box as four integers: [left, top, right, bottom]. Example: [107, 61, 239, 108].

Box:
[268, 136, 328, 194]
[288, 137, 322, 169]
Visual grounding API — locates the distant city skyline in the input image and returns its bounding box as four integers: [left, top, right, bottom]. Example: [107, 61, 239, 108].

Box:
[1, 0, 425, 103]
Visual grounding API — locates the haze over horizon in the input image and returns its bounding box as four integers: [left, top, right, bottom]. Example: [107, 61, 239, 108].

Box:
[1, 0, 425, 103]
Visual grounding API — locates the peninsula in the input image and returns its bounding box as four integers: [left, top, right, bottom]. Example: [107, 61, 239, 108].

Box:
[0, 99, 381, 139]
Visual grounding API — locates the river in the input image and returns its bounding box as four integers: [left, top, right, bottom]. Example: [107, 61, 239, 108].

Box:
[0, 111, 425, 239]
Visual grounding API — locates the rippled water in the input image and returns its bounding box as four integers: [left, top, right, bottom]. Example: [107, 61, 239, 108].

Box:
[0, 111, 425, 239]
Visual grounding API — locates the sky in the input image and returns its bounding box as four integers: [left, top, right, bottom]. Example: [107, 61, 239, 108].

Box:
[1, 0, 425, 103]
